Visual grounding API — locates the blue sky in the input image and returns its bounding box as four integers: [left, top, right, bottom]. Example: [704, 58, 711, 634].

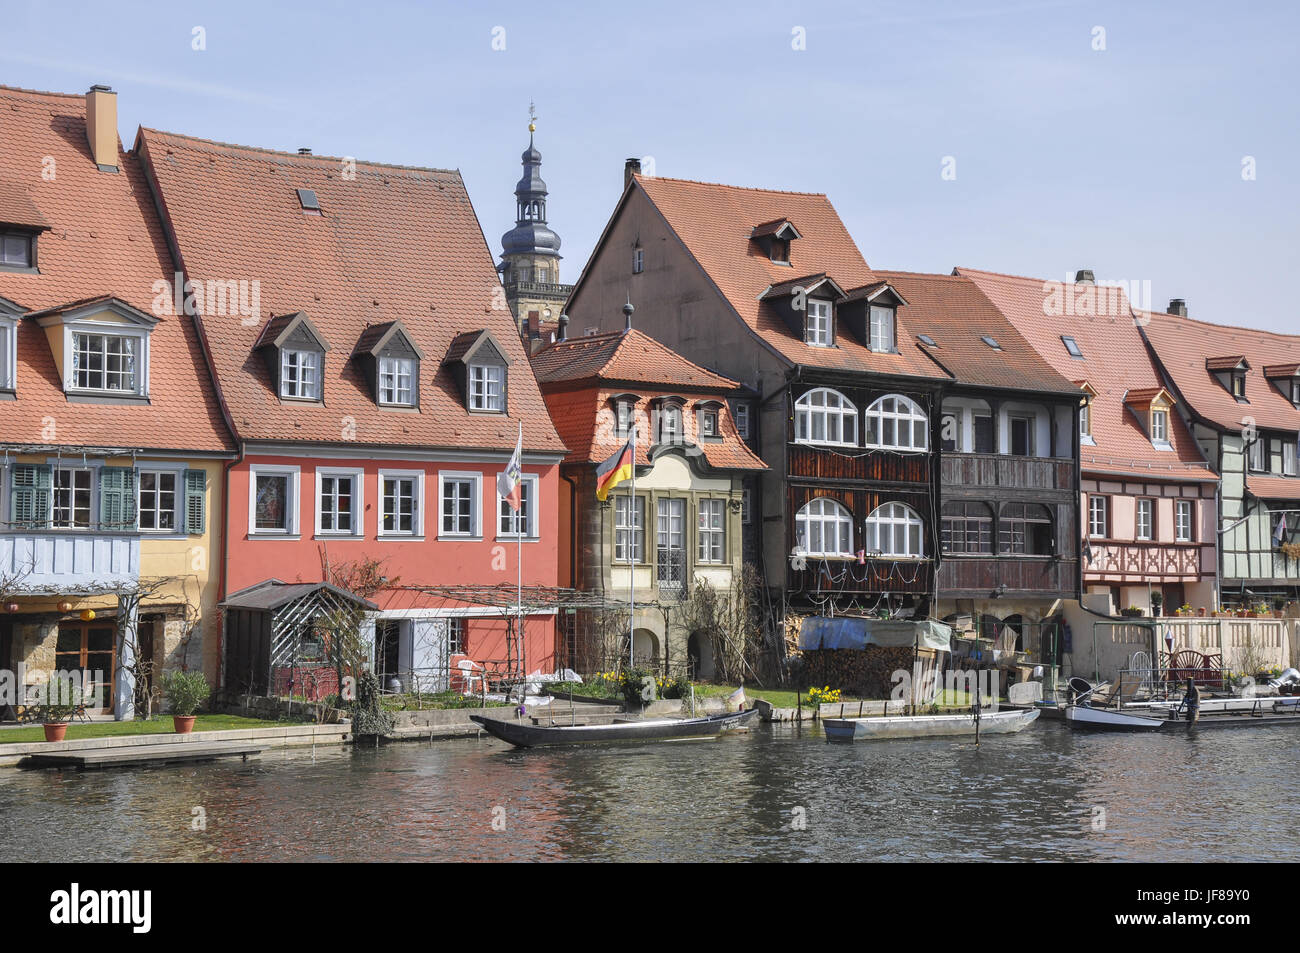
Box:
[4, 0, 1296, 332]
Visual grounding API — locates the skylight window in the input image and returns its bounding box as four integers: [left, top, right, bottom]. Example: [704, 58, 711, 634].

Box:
[981, 336, 1002, 351]
[1062, 335, 1084, 359]
[917, 334, 937, 347]
[296, 189, 321, 213]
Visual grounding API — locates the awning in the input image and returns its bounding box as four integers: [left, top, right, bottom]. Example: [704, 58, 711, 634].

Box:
[798, 617, 952, 653]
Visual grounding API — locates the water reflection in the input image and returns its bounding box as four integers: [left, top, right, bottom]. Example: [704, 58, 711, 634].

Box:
[1, 722, 1296, 862]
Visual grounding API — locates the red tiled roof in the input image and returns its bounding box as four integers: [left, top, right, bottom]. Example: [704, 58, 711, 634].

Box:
[532, 328, 738, 390]
[632, 175, 947, 380]
[1263, 364, 1300, 378]
[1140, 308, 1300, 433]
[138, 127, 563, 455]
[1247, 476, 1300, 501]
[872, 271, 1080, 396]
[958, 267, 1215, 482]
[0, 86, 232, 453]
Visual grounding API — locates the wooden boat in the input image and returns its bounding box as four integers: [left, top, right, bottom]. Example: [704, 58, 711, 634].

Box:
[822, 706, 1039, 741]
[469, 708, 757, 748]
[1065, 705, 1166, 732]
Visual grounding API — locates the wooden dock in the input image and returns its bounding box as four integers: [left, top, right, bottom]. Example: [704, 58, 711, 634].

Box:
[20, 740, 267, 770]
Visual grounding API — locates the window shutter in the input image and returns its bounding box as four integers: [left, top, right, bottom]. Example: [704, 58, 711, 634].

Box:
[183, 469, 206, 535]
[10, 464, 52, 529]
[98, 467, 137, 530]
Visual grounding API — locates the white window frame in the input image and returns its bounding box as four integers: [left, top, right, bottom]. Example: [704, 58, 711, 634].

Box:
[280, 348, 321, 400]
[51, 465, 94, 530]
[469, 363, 505, 412]
[379, 468, 425, 538]
[863, 502, 925, 558]
[805, 299, 832, 347]
[614, 494, 646, 563]
[437, 470, 480, 539]
[795, 498, 854, 558]
[378, 356, 415, 406]
[1248, 435, 1266, 473]
[65, 325, 149, 397]
[734, 402, 750, 439]
[0, 314, 16, 390]
[496, 472, 539, 540]
[1088, 494, 1108, 538]
[632, 247, 644, 274]
[1080, 401, 1093, 443]
[1136, 498, 1154, 541]
[248, 464, 301, 537]
[868, 305, 895, 352]
[1175, 499, 1194, 542]
[864, 394, 929, 451]
[657, 402, 684, 444]
[1151, 408, 1169, 445]
[315, 467, 364, 537]
[697, 498, 726, 564]
[698, 405, 720, 438]
[137, 467, 182, 534]
[615, 398, 636, 438]
[1284, 441, 1298, 477]
[795, 388, 858, 447]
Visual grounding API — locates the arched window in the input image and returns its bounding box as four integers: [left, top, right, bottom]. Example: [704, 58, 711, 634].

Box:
[941, 501, 993, 554]
[998, 502, 1054, 555]
[794, 388, 858, 447]
[795, 498, 854, 557]
[864, 394, 929, 451]
[656, 400, 684, 444]
[863, 502, 925, 557]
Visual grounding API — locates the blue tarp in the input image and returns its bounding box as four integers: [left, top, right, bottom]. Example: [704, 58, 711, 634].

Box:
[797, 617, 952, 653]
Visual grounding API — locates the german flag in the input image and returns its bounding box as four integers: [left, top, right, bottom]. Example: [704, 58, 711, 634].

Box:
[595, 439, 634, 501]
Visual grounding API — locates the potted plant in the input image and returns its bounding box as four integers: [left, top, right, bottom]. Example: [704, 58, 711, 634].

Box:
[1120, 606, 1144, 618]
[161, 670, 210, 733]
[1195, 606, 1206, 618]
[1150, 593, 1164, 617]
[37, 674, 84, 742]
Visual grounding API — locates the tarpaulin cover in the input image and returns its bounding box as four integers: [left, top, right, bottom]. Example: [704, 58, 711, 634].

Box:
[797, 617, 953, 653]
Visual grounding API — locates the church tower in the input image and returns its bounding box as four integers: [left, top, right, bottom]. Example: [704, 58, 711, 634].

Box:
[499, 108, 572, 349]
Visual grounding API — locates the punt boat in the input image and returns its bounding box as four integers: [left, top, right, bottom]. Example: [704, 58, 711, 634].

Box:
[822, 706, 1039, 741]
[469, 708, 757, 748]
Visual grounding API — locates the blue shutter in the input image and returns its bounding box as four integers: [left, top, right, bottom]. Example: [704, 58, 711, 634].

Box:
[183, 469, 206, 535]
[98, 467, 137, 530]
[10, 464, 52, 529]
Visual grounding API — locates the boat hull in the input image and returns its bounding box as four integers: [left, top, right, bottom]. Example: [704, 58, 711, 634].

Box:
[1065, 705, 1165, 732]
[822, 707, 1039, 741]
[469, 708, 757, 748]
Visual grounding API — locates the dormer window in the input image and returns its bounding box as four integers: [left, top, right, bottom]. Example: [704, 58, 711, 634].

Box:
[1208, 356, 1249, 400]
[749, 219, 801, 264]
[1232, 372, 1246, 398]
[354, 320, 423, 408]
[1263, 365, 1300, 407]
[470, 364, 504, 411]
[32, 297, 156, 400]
[281, 349, 320, 399]
[657, 400, 684, 444]
[697, 402, 721, 438]
[769, 239, 790, 263]
[611, 395, 638, 438]
[1151, 408, 1169, 443]
[806, 299, 832, 346]
[0, 303, 16, 391]
[256, 312, 329, 403]
[1, 229, 35, 269]
[1080, 400, 1091, 440]
[869, 305, 895, 352]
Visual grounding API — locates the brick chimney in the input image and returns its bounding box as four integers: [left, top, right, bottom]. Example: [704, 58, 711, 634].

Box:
[1075, 269, 1095, 285]
[624, 158, 641, 190]
[84, 85, 119, 172]
[1167, 298, 1188, 317]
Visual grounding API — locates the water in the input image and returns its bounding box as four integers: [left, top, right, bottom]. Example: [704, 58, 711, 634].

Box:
[1, 720, 1297, 862]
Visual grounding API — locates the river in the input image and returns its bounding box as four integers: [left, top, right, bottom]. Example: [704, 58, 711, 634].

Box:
[2, 720, 1296, 862]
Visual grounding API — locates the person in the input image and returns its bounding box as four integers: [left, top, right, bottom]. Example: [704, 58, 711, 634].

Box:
[1184, 677, 1200, 723]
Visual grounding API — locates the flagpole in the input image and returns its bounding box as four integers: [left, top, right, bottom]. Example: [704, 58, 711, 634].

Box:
[517, 419, 524, 694]
[629, 423, 636, 669]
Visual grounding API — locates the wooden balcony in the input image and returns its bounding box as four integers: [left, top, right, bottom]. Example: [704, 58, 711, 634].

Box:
[1085, 540, 1206, 581]
[939, 555, 1073, 599]
[941, 453, 1073, 491]
[789, 556, 933, 597]
[788, 444, 930, 486]
[0, 532, 140, 588]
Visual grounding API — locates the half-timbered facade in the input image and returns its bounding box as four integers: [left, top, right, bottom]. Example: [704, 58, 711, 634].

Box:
[563, 166, 949, 617]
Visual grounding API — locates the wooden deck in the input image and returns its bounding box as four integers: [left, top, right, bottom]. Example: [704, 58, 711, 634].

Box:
[20, 740, 267, 770]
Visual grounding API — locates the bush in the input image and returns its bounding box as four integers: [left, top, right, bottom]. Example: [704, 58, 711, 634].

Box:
[618, 668, 656, 708]
[657, 675, 691, 699]
[161, 670, 210, 716]
[348, 671, 395, 737]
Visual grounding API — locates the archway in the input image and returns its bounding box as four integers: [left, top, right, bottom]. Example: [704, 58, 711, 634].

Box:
[632, 628, 660, 669]
[687, 631, 715, 681]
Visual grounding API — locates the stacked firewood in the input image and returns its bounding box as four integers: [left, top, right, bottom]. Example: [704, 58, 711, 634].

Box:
[799, 646, 913, 698]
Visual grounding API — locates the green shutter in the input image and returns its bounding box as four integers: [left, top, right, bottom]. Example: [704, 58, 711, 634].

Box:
[98, 466, 137, 530]
[10, 464, 52, 529]
[183, 469, 206, 535]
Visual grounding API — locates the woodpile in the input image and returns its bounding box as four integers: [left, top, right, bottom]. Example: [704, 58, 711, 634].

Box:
[799, 646, 913, 699]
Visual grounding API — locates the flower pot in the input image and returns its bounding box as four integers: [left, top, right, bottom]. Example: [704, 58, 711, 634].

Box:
[1197, 608, 1207, 617]
[173, 715, 196, 734]
[43, 722, 69, 743]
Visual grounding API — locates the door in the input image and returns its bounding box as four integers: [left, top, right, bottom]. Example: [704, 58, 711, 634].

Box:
[657, 498, 686, 596]
[55, 622, 116, 714]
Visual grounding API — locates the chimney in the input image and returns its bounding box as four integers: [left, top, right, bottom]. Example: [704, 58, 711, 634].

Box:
[298, 147, 312, 156]
[622, 298, 634, 333]
[624, 158, 641, 190]
[1167, 298, 1188, 317]
[1075, 269, 1095, 285]
[557, 313, 569, 342]
[84, 85, 119, 172]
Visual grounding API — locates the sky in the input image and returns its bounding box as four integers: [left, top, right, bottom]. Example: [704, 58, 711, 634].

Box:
[3, 0, 1297, 333]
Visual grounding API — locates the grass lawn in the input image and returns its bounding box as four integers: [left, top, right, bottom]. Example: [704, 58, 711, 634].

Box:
[0, 714, 302, 745]
[381, 692, 511, 711]
[692, 684, 859, 709]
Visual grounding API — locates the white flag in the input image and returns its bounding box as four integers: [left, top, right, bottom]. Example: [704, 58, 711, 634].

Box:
[497, 431, 523, 511]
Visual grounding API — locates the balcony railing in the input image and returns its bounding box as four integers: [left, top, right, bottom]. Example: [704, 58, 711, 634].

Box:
[503, 280, 574, 298]
[941, 452, 1073, 490]
[1085, 540, 1204, 579]
[0, 532, 140, 588]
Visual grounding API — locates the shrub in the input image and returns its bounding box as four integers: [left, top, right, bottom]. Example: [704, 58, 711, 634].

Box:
[618, 668, 656, 708]
[161, 670, 210, 716]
